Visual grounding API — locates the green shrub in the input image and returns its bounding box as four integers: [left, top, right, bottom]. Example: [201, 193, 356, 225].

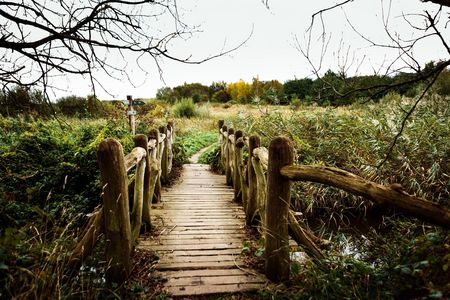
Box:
[172, 98, 198, 118]
[290, 97, 303, 110]
[198, 144, 221, 172]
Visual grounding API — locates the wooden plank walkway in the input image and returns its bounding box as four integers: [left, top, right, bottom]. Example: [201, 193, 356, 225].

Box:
[138, 163, 266, 297]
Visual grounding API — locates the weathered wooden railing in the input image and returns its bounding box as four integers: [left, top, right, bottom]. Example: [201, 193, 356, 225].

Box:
[68, 122, 174, 285]
[218, 120, 450, 282]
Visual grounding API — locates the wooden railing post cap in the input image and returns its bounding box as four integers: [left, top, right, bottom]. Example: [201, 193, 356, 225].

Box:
[134, 134, 148, 144]
[98, 138, 122, 153]
[249, 135, 261, 149]
[159, 125, 167, 134]
[269, 136, 293, 152]
[148, 128, 159, 141]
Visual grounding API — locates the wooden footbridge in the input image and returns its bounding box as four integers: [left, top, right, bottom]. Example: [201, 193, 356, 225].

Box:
[68, 120, 450, 298]
[140, 163, 265, 296]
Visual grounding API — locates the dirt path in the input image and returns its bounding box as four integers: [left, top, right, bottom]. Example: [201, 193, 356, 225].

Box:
[188, 144, 213, 164]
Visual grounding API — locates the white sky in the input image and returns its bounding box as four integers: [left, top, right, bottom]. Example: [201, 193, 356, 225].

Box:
[50, 0, 448, 100]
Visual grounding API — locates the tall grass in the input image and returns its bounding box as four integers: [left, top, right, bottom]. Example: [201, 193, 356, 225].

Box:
[223, 94, 450, 299]
[229, 94, 449, 215]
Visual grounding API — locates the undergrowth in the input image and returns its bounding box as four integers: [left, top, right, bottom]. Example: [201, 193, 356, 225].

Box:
[173, 129, 217, 163]
[0, 116, 134, 298]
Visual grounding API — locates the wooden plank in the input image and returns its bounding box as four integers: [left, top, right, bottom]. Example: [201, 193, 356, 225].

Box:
[155, 234, 246, 240]
[144, 242, 242, 251]
[156, 268, 257, 278]
[149, 238, 244, 246]
[158, 254, 242, 263]
[156, 260, 246, 270]
[165, 274, 266, 287]
[154, 212, 245, 216]
[157, 229, 246, 235]
[166, 283, 263, 296]
[153, 249, 243, 256]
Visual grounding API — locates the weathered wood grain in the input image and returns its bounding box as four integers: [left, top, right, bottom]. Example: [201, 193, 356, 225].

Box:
[138, 163, 265, 296]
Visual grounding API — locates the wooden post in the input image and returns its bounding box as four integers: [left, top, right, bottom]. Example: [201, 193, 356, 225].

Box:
[159, 126, 169, 184]
[236, 135, 248, 208]
[134, 135, 152, 228]
[265, 136, 293, 282]
[127, 95, 136, 135]
[246, 135, 260, 226]
[149, 129, 161, 203]
[233, 130, 243, 202]
[218, 120, 225, 171]
[252, 157, 267, 230]
[130, 153, 146, 241]
[168, 121, 175, 140]
[97, 138, 131, 285]
[225, 128, 234, 186]
[167, 123, 174, 173]
[221, 125, 228, 172]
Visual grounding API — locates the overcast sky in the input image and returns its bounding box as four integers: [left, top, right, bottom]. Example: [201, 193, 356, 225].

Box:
[52, 0, 448, 100]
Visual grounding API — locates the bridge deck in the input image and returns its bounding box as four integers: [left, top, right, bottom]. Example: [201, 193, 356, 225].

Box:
[138, 164, 266, 297]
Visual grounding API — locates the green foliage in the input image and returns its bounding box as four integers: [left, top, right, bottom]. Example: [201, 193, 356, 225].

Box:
[212, 89, 232, 103]
[198, 144, 221, 171]
[156, 83, 211, 104]
[172, 98, 198, 118]
[55, 95, 88, 117]
[175, 129, 217, 159]
[56, 94, 105, 118]
[0, 116, 133, 298]
[284, 78, 314, 101]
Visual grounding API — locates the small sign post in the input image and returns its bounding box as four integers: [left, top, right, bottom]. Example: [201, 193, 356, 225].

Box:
[127, 95, 136, 135]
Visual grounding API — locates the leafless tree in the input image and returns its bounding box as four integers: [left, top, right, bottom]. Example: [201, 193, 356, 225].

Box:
[293, 0, 450, 167]
[0, 0, 247, 98]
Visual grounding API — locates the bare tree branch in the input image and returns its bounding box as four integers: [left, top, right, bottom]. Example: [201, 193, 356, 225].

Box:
[0, 0, 247, 99]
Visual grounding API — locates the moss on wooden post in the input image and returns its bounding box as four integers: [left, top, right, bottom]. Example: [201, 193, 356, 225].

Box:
[246, 135, 260, 226]
[265, 136, 293, 282]
[97, 138, 131, 285]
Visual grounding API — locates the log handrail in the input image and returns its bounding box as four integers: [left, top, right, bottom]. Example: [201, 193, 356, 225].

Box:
[217, 119, 450, 283]
[69, 122, 175, 285]
[281, 165, 450, 228]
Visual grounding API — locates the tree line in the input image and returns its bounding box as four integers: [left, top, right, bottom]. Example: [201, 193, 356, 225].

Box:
[156, 62, 450, 106]
[0, 86, 118, 118]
